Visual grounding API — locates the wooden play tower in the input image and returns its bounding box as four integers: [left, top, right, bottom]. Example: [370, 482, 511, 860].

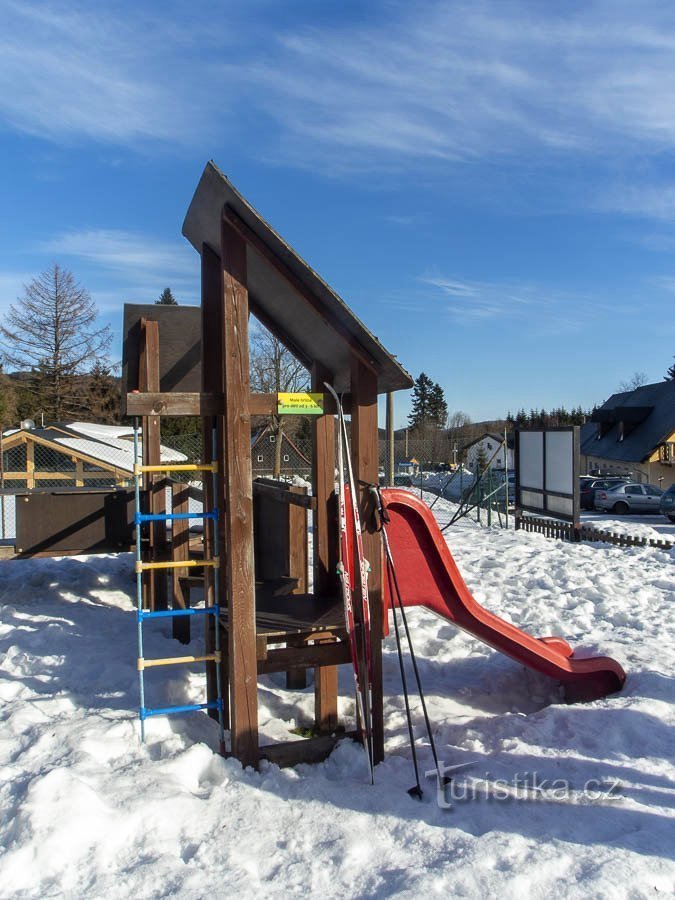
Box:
[124, 162, 412, 769]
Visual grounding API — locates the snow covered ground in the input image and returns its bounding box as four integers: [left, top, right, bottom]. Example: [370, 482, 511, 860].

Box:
[1, 511, 673, 897]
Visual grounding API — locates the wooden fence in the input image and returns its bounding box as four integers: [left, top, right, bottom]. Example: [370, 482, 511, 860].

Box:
[516, 514, 674, 551]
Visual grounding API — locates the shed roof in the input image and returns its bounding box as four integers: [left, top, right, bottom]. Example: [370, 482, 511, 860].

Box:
[182, 161, 413, 395]
[580, 380, 675, 462]
[2, 422, 186, 473]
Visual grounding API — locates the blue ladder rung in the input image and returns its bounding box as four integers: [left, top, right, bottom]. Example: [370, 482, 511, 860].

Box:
[140, 699, 222, 720]
[135, 511, 218, 525]
[138, 605, 220, 622]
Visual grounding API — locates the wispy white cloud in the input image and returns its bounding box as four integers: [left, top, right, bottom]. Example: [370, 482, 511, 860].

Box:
[598, 183, 675, 222]
[410, 269, 647, 335]
[0, 0, 216, 146]
[41, 229, 199, 310]
[5, 0, 675, 184]
[226, 1, 675, 172]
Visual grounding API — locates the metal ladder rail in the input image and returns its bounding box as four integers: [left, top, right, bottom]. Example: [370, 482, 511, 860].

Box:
[133, 420, 225, 750]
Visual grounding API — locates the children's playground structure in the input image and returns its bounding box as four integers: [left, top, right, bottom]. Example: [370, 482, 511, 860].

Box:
[7, 161, 626, 771]
[119, 162, 625, 768]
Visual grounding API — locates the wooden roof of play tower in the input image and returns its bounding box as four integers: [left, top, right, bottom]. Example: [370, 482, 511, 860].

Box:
[182, 161, 412, 395]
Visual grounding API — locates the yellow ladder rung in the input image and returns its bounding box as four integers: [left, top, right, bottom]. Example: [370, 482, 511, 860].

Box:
[138, 651, 221, 671]
[135, 558, 219, 574]
[134, 462, 218, 476]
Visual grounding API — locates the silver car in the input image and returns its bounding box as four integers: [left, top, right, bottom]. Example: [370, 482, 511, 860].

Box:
[594, 482, 664, 514]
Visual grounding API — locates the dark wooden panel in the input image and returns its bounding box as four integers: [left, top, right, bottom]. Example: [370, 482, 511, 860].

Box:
[15, 490, 135, 556]
[121, 304, 203, 411]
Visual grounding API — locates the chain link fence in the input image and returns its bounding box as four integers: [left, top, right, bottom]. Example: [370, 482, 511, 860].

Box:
[0, 420, 512, 542]
[380, 428, 514, 531]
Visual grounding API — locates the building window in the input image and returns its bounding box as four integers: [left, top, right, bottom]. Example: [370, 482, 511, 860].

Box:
[269, 434, 275, 443]
[283, 454, 290, 462]
[257, 455, 263, 463]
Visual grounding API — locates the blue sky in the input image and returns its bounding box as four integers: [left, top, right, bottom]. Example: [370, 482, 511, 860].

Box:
[1, 0, 674, 426]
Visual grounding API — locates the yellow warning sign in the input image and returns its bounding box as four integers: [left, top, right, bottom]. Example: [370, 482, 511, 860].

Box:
[277, 392, 324, 415]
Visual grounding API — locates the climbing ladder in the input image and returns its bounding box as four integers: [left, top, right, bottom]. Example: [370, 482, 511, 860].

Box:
[133, 421, 225, 749]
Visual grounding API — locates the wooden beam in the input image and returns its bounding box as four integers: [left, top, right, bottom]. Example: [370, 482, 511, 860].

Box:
[26, 441, 34, 489]
[224, 206, 379, 375]
[140, 318, 167, 612]
[350, 355, 384, 765]
[221, 215, 259, 768]
[258, 731, 359, 768]
[311, 362, 339, 732]
[202, 243, 225, 727]
[126, 392, 223, 417]
[171, 481, 191, 645]
[252, 479, 317, 510]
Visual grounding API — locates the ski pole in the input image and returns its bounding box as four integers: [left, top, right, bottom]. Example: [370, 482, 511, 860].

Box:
[371, 485, 450, 788]
[386, 559, 423, 799]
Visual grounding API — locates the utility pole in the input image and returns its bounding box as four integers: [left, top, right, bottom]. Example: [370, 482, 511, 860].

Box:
[386, 392, 395, 486]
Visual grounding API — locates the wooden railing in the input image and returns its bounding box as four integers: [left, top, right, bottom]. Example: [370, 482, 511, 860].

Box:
[516, 514, 674, 551]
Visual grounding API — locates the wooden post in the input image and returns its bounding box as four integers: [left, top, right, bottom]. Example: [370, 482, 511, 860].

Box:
[350, 356, 384, 764]
[201, 244, 223, 721]
[311, 363, 338, 597]
[221, 216, 258, 768]
[171, 481, 191, 644]
[386, 392, 395, 486]
[286, 484, 309, 692]
[26, 440, 35, 489]
[140, 318, 167, 611]
[75, 459, 84, 487]
[311, 362, 339, 732]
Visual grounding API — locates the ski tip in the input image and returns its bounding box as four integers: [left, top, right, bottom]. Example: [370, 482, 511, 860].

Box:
[407, 785, 424, 801]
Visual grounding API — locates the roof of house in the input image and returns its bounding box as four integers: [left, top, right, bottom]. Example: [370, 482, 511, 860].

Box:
[2, 422, 186, 473]
[182, 161, 413, 395]
[463, 432, 513, 451]
[580, 380, 675, 463]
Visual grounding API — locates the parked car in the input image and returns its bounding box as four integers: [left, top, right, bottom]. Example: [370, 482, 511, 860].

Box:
[594, 482, 664, 514]
[659, 483, 675, 522]
[580, 476, 631, 510]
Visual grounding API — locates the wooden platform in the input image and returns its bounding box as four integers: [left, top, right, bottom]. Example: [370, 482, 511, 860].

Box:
[224, 589, 346, 639]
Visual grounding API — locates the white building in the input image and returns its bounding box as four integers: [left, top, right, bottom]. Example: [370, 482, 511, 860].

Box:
[463, 432, 514, 473]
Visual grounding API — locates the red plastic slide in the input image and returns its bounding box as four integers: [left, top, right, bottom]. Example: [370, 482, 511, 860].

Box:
[380, 489, 626, 702]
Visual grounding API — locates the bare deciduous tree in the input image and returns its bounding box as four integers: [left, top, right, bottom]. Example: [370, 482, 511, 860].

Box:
[0, 264, 112, 422]
[249, 322, 309, 477]
[619, 371, 648, 393]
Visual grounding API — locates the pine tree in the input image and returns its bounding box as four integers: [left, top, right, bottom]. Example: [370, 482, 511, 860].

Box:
[408, 372, 435, 429]
[666, 357, 675, 380]
[428, 382, 448, 428]
[156, 287, 178, 305]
